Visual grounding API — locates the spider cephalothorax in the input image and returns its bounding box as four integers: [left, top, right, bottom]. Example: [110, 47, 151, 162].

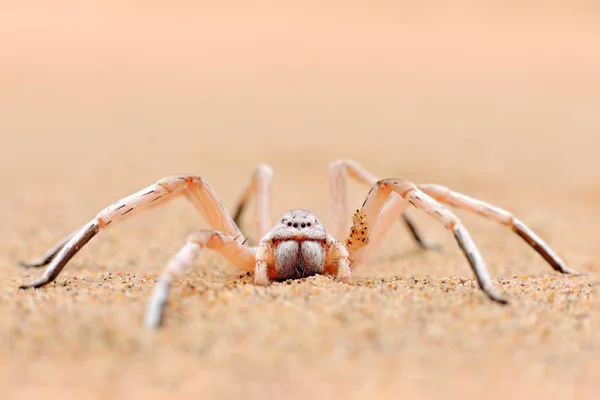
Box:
[19, 160, 577, 328]
[264, 209, 328, 281]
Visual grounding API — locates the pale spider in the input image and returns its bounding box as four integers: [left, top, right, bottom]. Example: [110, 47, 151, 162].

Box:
[20, 160, 577, 328]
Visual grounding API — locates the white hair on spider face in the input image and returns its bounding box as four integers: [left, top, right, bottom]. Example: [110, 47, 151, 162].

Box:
[260, 209, 329, 281]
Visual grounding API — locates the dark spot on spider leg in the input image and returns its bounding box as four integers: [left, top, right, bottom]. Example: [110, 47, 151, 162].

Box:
[361, 197, 369, 208]
[150, 195, 164, 204]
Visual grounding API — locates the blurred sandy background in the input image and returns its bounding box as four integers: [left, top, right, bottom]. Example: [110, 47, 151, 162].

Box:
[0, 2, 599, 399]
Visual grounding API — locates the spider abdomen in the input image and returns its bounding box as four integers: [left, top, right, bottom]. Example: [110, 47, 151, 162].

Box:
[274, 240, 325, 281]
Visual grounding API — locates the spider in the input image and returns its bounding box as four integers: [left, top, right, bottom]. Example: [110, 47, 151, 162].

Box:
[19, 160, 577, 328]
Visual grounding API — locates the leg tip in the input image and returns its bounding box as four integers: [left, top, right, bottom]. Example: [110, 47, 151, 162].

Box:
[487, 291, 509, 305]
[144, 299, 167, 329]
[18, 278, 47, 290]
[19, 284, 35, 290]
[19, 261, 45, 269]
[144, 313, 163, 330]
[561, 267, 583, 276]
[145, 278, 172, 329]
[421, 242, 442, 251]
[254, 274, 270, 286]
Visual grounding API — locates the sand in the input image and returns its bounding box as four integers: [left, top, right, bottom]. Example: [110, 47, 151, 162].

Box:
[1, 3, 599, 399]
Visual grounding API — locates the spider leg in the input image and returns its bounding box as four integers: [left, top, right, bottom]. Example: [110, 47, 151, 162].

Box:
[401, 214, 441, 250]
[419, 184, 578, 275]
[19, 228, 79, 268]
[324, 239, 351, 283]
[330, 160, 377, 239]
[145, 230, 255, 328]
[20, 175, 244, 289]
[351, 179, 508, 304]
[231, 164, 273, 242]
[253, 242, 274, 286]
[363, 194, 441, 258]
[329, 160, 436, 249]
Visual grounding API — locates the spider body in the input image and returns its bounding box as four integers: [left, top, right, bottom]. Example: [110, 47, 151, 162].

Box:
[264, 209, 330, 281]
[19, 160, 577, 328]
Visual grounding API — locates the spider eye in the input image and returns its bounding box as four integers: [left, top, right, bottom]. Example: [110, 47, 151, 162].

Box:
[301, 223, 306, 228]
[306, 223, 311, 227]
[287, 222, 292, 227]
[293, 223, 298, 228]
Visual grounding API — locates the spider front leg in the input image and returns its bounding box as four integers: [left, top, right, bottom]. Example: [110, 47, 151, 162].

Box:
[145, 230, 255, 328]
[350, 179, 508, 304]
[19, 175, 244, 289]
[329, 160, 438, 250]
[253, 242, 274, 286]
[325, 240, 351, 283]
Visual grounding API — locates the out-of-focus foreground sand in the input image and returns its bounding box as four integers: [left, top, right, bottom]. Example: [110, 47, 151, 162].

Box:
[1, 2, 599, 399]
